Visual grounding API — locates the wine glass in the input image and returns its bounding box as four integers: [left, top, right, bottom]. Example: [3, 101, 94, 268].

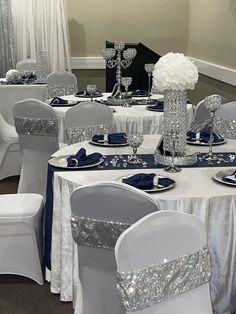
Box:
[121, 77, 132, 107]
[127, 132, 144, 164]
[144, 63, 155, 103]
[86, 84, 97, 101]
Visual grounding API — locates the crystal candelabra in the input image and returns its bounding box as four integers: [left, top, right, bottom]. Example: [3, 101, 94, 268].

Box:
[144, 63, 155, 103]
[103, 42, 137, 104]
[203, 94, 222, 161]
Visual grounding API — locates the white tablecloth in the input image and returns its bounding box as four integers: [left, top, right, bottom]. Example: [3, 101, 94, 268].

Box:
[51, 93, 194, 142]
[0, 80, 47, 125]
[49, 135, 236, 314]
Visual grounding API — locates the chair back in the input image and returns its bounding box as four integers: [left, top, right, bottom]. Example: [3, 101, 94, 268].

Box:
[65, 102, 114, 144]
[115, 211, 212, 314]
[16, 58, 37, 71]
[13, 99, 59, 198]
[70, 181, 160, 314]
[46, 71, 78, 98]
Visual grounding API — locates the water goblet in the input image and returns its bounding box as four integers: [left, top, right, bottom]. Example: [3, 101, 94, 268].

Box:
[164, 130, 181, 173]
[121, 77, 132, 107]
[144, 63, 155, 103]
[86, 84, 97, 101]
[127, 132, 144, 164]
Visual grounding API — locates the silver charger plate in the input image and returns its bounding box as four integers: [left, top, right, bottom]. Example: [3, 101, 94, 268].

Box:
[118, 173, 176, 193]
[49, 155, 103, 169]
[186, 138, 226, 146]
[89, 139, 129, 147]
[212, 168, 236, 187]
[145, 105, 163, 112]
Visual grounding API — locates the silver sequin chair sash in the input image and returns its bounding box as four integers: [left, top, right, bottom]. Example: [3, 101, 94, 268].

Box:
[14, 116, 58, 137]
[71, 216, 131, 250]
[117, 245, 211, 312]
[66, 124, 113, 144]
[47, 84, 77, 98]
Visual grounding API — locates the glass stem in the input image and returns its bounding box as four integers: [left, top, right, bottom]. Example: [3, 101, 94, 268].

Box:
[147, 73, 151, 102]
[209, 112, 214, 157]
[125, 87, 128, 103]
[133, 147, 137, 159]
[171, 135, 176, 169]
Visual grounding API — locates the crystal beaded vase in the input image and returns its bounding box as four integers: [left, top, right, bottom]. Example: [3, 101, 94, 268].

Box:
[36, 51, 49, 83]
[162, 89, 188, 156]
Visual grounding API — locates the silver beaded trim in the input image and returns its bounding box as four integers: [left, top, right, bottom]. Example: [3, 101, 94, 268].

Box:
[14, 116, 58, 137]
[71, 216, 131, 250]
[117, 245, 211, 312]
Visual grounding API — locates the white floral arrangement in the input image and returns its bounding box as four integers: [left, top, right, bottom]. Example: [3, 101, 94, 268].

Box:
[6, 69, 21, 83]
[152, 52, 198, 92]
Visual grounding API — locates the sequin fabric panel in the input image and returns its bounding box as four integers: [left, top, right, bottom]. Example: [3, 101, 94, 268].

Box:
[71, 216, 131, 250]
[117, 245, 211, 312]
[14, 116, 58, 137]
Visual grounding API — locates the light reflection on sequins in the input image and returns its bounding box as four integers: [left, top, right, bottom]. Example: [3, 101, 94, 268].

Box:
[14, 116, 58, 137]
[117, 245, 211, 312]
[71, 216, 131, 250]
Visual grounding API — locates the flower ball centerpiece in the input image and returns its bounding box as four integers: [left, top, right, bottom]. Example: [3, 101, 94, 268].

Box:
[6, 69, 21, 84]
[153, 53, 198, 164]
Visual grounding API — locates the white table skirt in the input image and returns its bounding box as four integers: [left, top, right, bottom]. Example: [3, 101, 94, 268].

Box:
[51, 93, 194, 142]
[49, 135, 236, 314]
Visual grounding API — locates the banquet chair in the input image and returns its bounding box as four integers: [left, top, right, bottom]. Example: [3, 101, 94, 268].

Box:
[46, 71, 78, 98]
[214, 101, 236, 139]
[0, 193, 44, 284]
[65, 102, 114, 144]
[0, 114, 21, 180]
[70, 181, 160, 314]
[115, 211, 213, 314]
[13, 99, 59, 199]
[16, 58, 37, 71]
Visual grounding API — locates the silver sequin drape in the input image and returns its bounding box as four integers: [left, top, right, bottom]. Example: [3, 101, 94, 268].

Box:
[0, 0, 16, 77]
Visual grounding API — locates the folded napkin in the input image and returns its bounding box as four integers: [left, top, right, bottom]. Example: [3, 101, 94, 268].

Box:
[92, 133, 127, 144]
[76, 90, 102, 97]
[147, 100, 164, 110]
[122, 173, 175, 190]
[187, 131, 224, 143]
[131, 89, 148, 97]
[67, 148, 102, 167]
[50, 97, 68, 105]
[223, 170, 236, 184]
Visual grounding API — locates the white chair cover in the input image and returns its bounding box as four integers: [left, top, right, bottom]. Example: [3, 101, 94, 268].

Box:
[0, 113, 21, 180]
[215, 101, 236, 139]
[46, 71, 78, 98]
[16, 58, 37, 71]
[115, 211, 213, 314]
[13, 99, 59, 198]
[65, 102, 114, 144]
[70, 181, 160, 314]
[0, 193, 44, 284]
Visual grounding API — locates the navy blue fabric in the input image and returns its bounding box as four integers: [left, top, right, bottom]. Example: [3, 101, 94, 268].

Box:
[92, 133, 127, 144]
[50, 97, 68, 105]
[222, 170, 236, 184]
[131, 89, 148, 97]
[187, 131, 224, 143]
[123, 173, 175, 189]
[146, 100, 164, 111]
[75, 90, 102, 97]
[67, 148, 102, 167]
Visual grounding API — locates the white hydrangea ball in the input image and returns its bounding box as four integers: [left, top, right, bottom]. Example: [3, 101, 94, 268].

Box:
[6, 69, 21, 83]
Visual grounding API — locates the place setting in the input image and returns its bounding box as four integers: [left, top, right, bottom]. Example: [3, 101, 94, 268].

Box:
[75, 84, 103, 99]
[48, 96, 79, 107]
[212, 168, 236, 187]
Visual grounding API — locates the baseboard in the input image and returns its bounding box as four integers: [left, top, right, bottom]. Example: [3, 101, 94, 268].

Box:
[70, 56, 236, 87]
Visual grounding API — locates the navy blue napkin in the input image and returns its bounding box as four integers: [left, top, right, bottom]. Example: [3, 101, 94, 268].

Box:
[50, 97, 68, 105]
[223, 170, 236, 184]
[75, 90, 102, 97]
[92, 133, 127, 144]
[122, 173, 175, 190]
[67, 148, 102, 167]
[131, 90, 148, 97]
[187, 131, 224, 143]
[147, 100, 164, 110]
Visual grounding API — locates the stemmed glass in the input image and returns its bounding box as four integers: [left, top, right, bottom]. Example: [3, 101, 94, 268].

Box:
[86, 84, 97, 101]
[144, 63, 155, 103]
[121, 77, 132, 107]
[164, 131, 181, 173]
[127, 132, 144, 164]
[202, 95, 222, 161]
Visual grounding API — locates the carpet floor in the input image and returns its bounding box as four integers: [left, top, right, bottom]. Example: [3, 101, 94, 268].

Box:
[0, 176, 74, 314]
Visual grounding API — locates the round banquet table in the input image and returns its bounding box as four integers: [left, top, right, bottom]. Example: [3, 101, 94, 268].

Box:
[48, 135, 236, 314]
[48, 93, 194, 142]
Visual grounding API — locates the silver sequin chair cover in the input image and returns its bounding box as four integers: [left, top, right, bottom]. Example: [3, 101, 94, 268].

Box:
[115, 211, 213, 314]
[215, 101, 236, 139]
[65, 102, 114, 144]
[70, 181, 160, 314]
[13, 99, 59, 199]
[46, 71, 78, 98]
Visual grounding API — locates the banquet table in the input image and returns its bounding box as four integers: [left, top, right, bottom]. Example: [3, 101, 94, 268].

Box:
[48, 135, 236, 314]
[0, 79, 47, 125]
[48, 93, 194, 142]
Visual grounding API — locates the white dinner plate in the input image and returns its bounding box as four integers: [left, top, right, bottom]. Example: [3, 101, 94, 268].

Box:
[118, 173, 176, 193]
[212, 168, 236, 187]
[187, 138, 226, 146]
[49, 155, 103, 169]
